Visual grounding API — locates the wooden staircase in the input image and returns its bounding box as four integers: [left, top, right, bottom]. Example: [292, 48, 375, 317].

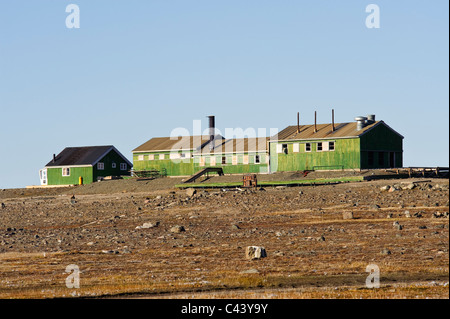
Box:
[183, 167, 224, 183]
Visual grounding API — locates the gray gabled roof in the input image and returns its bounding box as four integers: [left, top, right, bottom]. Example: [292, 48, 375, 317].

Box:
[45, 145, 132, 167]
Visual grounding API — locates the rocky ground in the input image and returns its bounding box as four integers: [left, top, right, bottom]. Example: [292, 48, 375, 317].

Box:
[0, 174, 448, 299]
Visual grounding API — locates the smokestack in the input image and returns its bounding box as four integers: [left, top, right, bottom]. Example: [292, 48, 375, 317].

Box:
[355, 116, 367, 130]
[53, 154, 56, 163]
[366, 114, 376, 124]
[297, 112, 300, 133]
[314, 111, 317, 133]
[208, 115, 215, 151]
[332, 109, 335, 132]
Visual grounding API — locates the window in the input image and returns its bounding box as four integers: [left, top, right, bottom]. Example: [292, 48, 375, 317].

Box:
[222, 156, 226, 164]
[276, 144, 283, 153]
[317, 142, 323, 152]
[368, 151, 374, 166]
[255, 155, 261, 164]
[378, 152, 384, 166]
[159, 154, 165, 160]
[210, 156, 216, 166]
[112, 163, 116, 169]
[120, 163, 127, 170]
[199, 157, 205, 167]
[243, 155, 249, 165]
[138, 155, 144, 161]
[180, 153, 186, 159]
[232, 155, 238, 165]
[62, 168, 70, 176]
[329, 141, 335, 151]
[282, 144, 288, 154]
[293, 143, 300, 153]
[97, 162, 104, 170]
[305, 143, 311, 152]
[322, 142, 329, 151]
[148, 154, 154, 160]
[169, 153, 180, 159]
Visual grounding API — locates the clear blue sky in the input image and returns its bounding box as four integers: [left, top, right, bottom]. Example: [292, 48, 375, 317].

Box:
[0, 1, 448, 189]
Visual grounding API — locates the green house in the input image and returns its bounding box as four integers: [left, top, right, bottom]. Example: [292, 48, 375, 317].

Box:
[132, 135, 269, 177]
[269, 115, 403, 172]
[39, 145, 132, 186]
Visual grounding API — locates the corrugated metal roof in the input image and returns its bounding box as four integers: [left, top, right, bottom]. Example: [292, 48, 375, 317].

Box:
[45, 146, 131, 167]
[273, 121, 394, 141]
[205, 137, 269, 154]
[133, 136, 269, 154]
[132, 135, 223, 153]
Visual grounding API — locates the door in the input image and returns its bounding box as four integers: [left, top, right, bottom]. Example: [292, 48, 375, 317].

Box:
[389, 152, 395, 168]
[39, 169, 48, 185]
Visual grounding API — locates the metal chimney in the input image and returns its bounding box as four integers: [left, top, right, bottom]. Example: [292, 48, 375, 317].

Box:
[208, 115, 215, 151]
[297, 112, 300, 133]
[314, 111, 317, 133]
[355, 116, 367, 130]
[331, 109, 335, 132]
[53, 154, 56, 163]
[366, 114, 376, 124]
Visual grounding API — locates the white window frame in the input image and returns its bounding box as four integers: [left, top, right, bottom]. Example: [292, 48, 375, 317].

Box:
[322, 141, 329, 151]
[305, 143, 312, 152]
[243, 155, 249, 165]
[255, 155, 261, 164]
[317, 142, 323, 152]
[276, 144, 283, 153]
[97, 162, 104, 170]
[199, 157, 205, 167]
[232, 155, 238, 165]
[112, 162, 116, 169]
[293, 143, 300, 153]
[159, 154, 165, 160]
[148, 154, 154, 160]
[120, 163, 127, 170]
[138, 155, 144, 161]
[329, 141, 335, 151]
[222, 156, 227, 165]
[210, 156, 216, 166]
[62, 167, 70, 176]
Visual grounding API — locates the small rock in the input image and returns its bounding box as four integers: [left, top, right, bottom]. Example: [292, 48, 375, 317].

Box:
[370, 204, 381, 210]
[170, 225, 185, 233]
[245, 246, 267, 260]
[381, 248, 391, 255]
[387, 213, 393, 219]
[404, 210, 411, 218]
[380, 185, 391, 192]
[342, 212, 354, 220]
[231, 224, 241, 230]
[186, 188, 196, 197]
[418, 225, 427, 229]
[1, 203, 5, 209]
[404, 183, 416, 190]
[317, 236, 326, 242]
[240, 268, 260, 274]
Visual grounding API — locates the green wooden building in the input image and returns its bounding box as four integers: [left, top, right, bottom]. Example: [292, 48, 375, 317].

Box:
[132, 135, 269, 177]
[39, 145, 132, 186]
[269, 115, 403, 172]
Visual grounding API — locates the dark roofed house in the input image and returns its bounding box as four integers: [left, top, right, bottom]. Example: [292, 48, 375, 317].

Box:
[39, 145, 132, 186]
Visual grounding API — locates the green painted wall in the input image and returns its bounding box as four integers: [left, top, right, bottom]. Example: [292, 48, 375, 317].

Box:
[47, 166, 93, 185]
[269, 138, 361, 172]
[360, 123, 403, 169]
[193, 153, 269, 174]
[133, 151, 195, 176]
[133, 152, 269, 176]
